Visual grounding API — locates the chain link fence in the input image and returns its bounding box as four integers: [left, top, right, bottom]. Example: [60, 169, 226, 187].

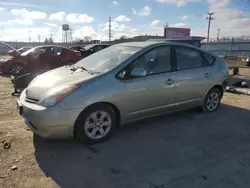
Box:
[201, 38, 250, 58]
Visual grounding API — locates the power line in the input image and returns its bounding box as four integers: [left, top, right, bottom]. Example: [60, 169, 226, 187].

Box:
[206, 12, 215, 42]
[109, 16, 112, 42]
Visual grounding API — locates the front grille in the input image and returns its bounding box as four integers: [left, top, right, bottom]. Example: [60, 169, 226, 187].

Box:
[25, 96, 39, 104]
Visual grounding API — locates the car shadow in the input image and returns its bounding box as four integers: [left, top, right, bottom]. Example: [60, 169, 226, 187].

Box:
[34, 104, 250, 188]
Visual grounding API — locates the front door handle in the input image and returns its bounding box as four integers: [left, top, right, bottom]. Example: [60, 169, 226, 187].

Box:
[165, 79, 174, 85]
[204, 73, 211, 78]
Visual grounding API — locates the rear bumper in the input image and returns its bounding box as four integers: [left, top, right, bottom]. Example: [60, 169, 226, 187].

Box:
[222, 79, 228, 92]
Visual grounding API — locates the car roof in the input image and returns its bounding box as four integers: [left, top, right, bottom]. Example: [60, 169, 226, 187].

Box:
[32, 45, 75, 51]
[114, 41, 217, 57]
[114, 41, 161, 48]
[36, 45, 68, 48]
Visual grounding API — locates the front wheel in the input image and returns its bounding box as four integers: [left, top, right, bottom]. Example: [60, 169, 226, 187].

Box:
[74, 104, 117, 144]
[9, 63, 27, 76]
[201, 88, 222, 112]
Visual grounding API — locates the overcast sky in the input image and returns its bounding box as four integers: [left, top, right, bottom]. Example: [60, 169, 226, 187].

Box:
[0, 0, 249, 42]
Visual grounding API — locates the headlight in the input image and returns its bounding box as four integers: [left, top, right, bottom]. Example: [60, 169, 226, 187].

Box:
[38, 85, 80, 107]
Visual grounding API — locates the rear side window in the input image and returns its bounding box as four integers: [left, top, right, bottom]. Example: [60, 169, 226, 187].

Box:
[203, 53, 216, 66]
[53, 47, 63, 53]
[175, 47, 204, 70]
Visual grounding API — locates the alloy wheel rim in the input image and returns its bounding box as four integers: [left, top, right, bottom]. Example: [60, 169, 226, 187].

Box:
[206, 92, 220, 112]
[12, 65, 24, 74]
[84, 110, 112, 139]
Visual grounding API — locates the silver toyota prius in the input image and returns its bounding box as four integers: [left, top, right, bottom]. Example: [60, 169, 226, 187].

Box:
[17, 41, 229, 144]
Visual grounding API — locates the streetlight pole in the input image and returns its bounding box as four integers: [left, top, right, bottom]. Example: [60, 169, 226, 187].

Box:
[206, 12, 215, 42]
[217, 28, 220, 41]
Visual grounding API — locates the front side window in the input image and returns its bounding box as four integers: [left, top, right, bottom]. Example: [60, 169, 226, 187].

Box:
[131, 46, 172, 76]
[175, 47, 204, 70]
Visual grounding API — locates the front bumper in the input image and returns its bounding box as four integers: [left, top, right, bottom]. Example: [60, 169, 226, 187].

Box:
[18, 90, 82, 139]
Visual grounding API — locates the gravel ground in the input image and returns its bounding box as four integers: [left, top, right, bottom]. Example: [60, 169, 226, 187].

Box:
[0, 75, 250, 188]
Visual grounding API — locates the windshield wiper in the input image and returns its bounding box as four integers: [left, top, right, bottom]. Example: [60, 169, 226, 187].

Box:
[75, 66, 95, 75]
[66, 64, 96, 75]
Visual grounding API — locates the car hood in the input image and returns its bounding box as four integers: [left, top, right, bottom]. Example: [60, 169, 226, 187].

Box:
[25, 66, 95, 100]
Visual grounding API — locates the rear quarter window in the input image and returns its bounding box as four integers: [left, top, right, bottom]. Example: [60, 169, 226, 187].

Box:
[203, 53, 216, 66]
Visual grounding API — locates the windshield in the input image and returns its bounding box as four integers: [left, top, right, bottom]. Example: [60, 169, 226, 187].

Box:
[18, 47, 30, 51]
[21, 47, 40, 56]
[83, 44, 96, 50]
[75, 45, 142, 73]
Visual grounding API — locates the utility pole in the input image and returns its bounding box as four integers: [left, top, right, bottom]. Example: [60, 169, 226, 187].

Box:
[217, 28, 220, 41]
[108, 16, 112, 42]
[38, 34, 40, 43]
[206, 12, 215, 42]
[28, 30, 31, 43]
[164, 22, 169, 38]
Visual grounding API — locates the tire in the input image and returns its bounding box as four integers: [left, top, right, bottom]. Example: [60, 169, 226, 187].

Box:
[9, 63, 27, 76]
[74, 104, 117, 144]
[201, 88, 222, 113]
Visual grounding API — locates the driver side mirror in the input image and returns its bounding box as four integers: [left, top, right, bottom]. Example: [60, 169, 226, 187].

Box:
[130, 67, 147, 78]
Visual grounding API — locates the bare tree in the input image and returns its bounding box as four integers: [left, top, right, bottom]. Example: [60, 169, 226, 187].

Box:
[120, 35, 127, 40]
[83, 36, 92, 42]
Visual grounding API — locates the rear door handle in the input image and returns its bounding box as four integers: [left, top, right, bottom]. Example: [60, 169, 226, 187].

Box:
[165, 79, 174, 85]
[204, 73, 211, 78]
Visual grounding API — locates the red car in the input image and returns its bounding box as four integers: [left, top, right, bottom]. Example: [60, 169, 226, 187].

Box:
[8, 47, 31, 57]
[0, 45, 82, 75]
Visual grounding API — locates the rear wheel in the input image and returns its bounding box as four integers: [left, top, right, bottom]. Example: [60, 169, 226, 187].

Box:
[74, 104, 117, 144]
[201, 88, 222, 112]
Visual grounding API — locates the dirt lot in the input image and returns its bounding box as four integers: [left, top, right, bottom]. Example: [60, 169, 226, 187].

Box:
[0, 75, 250, 188]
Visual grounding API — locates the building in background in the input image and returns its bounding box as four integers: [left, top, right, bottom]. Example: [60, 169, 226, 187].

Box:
[164, 27, 191, 39]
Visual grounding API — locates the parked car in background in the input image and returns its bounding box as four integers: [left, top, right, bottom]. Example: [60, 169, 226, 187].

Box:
[69, 45, 85, 52]
[17, 41, 229, 144]
[0, 45, 82, 75]
[8, 47, 32, 57]
[80, 43, 111, 57]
